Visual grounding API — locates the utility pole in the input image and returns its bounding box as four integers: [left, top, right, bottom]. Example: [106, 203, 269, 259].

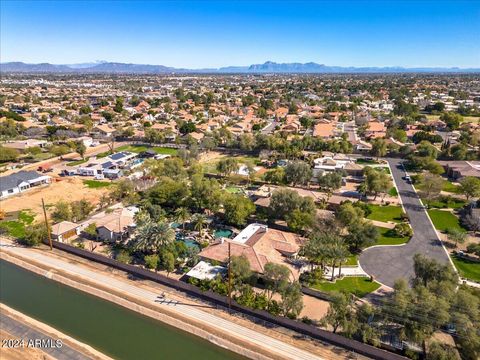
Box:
[41, 198, 53, 250]
[228, 241, 232, 312]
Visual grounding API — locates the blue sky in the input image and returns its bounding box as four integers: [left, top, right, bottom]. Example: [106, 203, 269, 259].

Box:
[1, 1, 479, 68]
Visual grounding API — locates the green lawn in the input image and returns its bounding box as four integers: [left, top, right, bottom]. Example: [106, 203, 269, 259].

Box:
[367, 205, 404, 223]
[356, 159, 379, 165]
[452, 255, 480, 282]
[375, 226, 410, 246]
[202, 155, 259, 174]
[83, 179, 113, 188]
[66, 158, 89, 166]
[97, 145, 178, 158]
[225, 186, 243, 194]
[0, 210, 35, 239]
[423, 197, 466, 209]
[427, 209, 464, 232]
[344, 254, 358, 266]
[116, 144, 178, 155]
[442, 181, 462, 194]
[388, 187, 398, 197]
[311, 276, 380, 298]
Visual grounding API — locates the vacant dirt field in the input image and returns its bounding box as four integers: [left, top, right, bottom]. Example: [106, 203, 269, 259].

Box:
[0, 177, 110, 221]
[198, 150, 226, 163]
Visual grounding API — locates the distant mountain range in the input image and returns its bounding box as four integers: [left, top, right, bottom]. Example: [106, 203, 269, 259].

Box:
[1, 61, 479, 74]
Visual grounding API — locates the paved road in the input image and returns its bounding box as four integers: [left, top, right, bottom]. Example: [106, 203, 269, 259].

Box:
[0, 243, 333, 360]
[0, 312, 89, 360]
[359, 158, 450, 288]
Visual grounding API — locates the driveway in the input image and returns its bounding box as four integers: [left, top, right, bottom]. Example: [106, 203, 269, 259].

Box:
[359, 158, 450, 287]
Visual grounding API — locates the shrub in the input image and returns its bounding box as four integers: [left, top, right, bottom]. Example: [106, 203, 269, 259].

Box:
[144, 254, 159, 269]
[393, 223, 413, 238]
[116, 250, 131, 264]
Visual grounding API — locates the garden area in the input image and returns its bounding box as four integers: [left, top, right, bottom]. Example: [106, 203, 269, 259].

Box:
[310, 276, 380, 298]
[366, 204, 404, 223]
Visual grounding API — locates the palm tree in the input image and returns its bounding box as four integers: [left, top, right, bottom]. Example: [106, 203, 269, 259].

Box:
[174, 207, 190, 232]
[132, 220, 175, 253]
[192, 213, 207, 238]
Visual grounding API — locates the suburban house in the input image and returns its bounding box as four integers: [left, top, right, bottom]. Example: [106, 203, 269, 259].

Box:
[3, 139, 48, 151]
[440, 161, 480, 180]
[199, 223, 302, 279]
[313, 121, 337, 139]
[365, 121, 387, 139]
[70, 151, 137, 179]
[90, 206, 138, 242]
[0, 170, 51, 199]
[51, 221, 81, 242]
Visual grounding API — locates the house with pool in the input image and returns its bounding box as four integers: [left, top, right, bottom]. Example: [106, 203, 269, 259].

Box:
[198, 223, 303, 280]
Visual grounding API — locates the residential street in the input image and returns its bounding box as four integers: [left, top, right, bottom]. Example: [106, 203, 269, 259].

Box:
[359, 158, 450, 288]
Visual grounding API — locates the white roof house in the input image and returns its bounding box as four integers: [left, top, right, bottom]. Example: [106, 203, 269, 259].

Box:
[232, 223, 267, 244]
[186, 261, 226, 280]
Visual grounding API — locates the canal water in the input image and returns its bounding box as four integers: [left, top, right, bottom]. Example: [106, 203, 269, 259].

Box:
[0, 259, 245, 360]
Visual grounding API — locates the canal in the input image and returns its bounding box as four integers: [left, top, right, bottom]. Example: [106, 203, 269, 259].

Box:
[0, 259, 244, 360]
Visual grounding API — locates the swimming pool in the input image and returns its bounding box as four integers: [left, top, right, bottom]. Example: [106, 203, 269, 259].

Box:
[176, 233, 200, 249]
[214, 229, 233, 239]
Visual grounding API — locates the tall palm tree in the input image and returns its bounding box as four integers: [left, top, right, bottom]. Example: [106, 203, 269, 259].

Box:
[192, 213, 207, 238]
[132, 220, 175, 253]
[174, 207, 190, 232]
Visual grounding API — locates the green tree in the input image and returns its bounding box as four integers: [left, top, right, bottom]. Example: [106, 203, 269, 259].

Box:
[160, 251, 175, 276]
[23, 223, 47, 247]
[116, 250, 131, 264]
[223, 194, 255, 226]
[284, 161, 312, 186]
[263, 262, 291, 307]
[362, 167, 392, 200]
[268, 188, 316, 221]
[216, 158, 239, 177]
[418, 172, 443, 201]
[174, 207, 190, 231]
[345, 221, 378, 252]
[370, 138, 387, 160]
[51, 200, 72, 222]
[286, 209, 314, 233]
[317, 172, 343, 201]
[83, 222, 97, 240]
[279, 281, 304, 318]
[335, 202, 364, 227]
[192, 213, 207, 238]
[440, 112, 462, 131]
[144, 254, 159, 270]
[230, 255, 252, 288]
[459, 176, 480, 201]
[131, 218, 175, 254]
[264, 167, 285, 184]
[321, 292, 355, 334]
[412, 254, 457, 287]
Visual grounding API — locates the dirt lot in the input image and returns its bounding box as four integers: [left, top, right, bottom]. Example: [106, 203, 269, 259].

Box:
[0, 177, 110, 221]
[198, 150, 226, 163]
